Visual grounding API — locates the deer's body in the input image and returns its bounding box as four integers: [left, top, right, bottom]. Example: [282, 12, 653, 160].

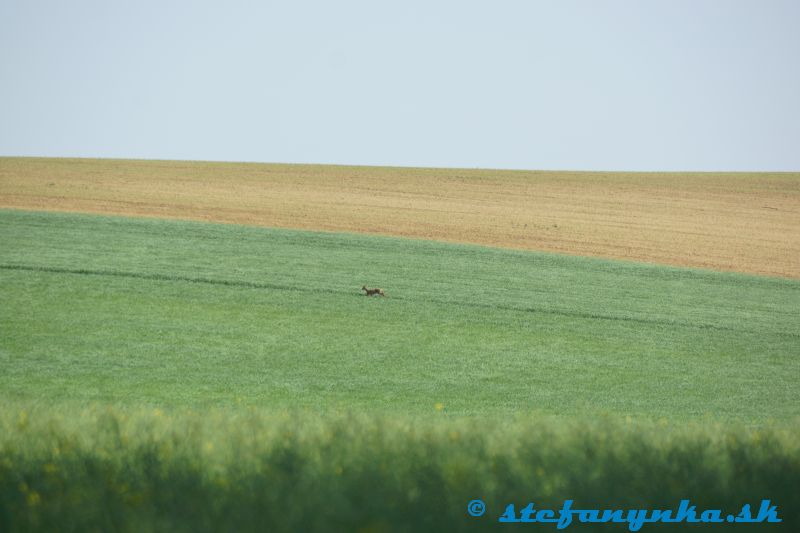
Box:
[362, 285, 386, 297]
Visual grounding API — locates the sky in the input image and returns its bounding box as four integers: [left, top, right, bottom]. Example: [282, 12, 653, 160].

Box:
[1, 1, 799, 171]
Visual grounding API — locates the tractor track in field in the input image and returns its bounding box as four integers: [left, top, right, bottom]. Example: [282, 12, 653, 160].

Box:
[3, 263, 797, 340]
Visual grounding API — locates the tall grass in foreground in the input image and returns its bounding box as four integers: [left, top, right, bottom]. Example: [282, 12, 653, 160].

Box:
[1, 405, 797, 532]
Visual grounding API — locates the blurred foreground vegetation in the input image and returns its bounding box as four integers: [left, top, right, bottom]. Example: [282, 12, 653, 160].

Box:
[1, 405, 797, 532]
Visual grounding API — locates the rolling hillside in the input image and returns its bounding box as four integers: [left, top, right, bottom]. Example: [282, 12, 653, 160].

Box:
[1, 160, 798, 531]
[1, 157, 798, 277]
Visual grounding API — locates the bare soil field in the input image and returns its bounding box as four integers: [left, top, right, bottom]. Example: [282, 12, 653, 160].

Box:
[1, 157, 798, 277]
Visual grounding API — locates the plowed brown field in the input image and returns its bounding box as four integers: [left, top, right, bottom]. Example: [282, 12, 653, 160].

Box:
[2, 157, 798, 277]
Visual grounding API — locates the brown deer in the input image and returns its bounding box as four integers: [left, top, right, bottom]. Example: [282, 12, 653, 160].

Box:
[361, 285, 386, 297]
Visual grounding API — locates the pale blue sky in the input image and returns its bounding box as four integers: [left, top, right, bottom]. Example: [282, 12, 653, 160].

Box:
[1, 1, 798, 171]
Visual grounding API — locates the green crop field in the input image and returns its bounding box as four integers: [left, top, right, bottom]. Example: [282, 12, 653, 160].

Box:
[2, 209, 798, 420]
[1, 208, 799, 531]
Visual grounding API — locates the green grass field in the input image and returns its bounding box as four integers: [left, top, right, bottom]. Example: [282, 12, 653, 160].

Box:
[1, 209, 798, 421]
[1, 208, 799, 531]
